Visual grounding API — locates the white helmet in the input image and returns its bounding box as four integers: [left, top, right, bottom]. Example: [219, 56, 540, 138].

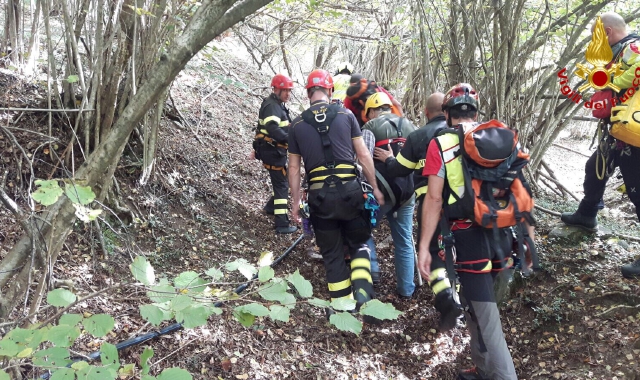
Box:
[336, 62, 354, 75]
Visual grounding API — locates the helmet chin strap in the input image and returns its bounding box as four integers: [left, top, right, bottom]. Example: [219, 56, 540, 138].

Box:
[274, 89, 285, 102]
[446, 114, 453, 127]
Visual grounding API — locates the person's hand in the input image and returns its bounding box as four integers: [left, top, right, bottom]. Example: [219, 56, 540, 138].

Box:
[373, 145, 394, 162]
[373, 188, 385, 207]
[248, 150, 256, 160]
[417, 247, 432, 280]
[291, 203, 302, 224]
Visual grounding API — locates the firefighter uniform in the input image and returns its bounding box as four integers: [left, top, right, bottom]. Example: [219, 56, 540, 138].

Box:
[254, 93, 293, 229]
[288, 101, 375, 304]
[575, 35, 640, 222]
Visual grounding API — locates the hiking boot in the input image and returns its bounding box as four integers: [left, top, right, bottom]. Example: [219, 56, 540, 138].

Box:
[434, 288, 463, 332]
[621, 258, 640, 279]
[275, 225, 298, 234]
[397, 289, 415, 300]
[371, 271, 381, 285]
[458, 367, 489, 380]
[560, 211, 597, 232]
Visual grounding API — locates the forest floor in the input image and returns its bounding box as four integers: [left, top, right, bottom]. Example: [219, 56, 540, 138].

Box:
[1, 37, 640, 380]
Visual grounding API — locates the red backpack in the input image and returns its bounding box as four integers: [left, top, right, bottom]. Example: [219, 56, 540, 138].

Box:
[440, 120, 538, 274]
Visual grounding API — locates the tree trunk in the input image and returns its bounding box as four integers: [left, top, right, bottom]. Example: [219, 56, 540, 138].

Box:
[23, 0, 41, 75]
[0, 0, 275, 318]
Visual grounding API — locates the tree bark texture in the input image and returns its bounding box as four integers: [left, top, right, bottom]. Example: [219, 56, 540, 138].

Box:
[0, 0, 275, 318]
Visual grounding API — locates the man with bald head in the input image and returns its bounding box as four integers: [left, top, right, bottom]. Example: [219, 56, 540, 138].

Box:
[374, 92, 463, 331]
[562, 12, 640, 279]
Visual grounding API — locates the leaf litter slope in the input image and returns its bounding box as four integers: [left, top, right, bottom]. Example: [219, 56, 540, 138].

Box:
[113, 48, 640, 379]
[1, 43, 639, 379]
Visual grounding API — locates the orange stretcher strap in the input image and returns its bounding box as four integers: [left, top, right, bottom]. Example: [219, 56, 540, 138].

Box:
[263, 163, 286, 176]
[255, 133, 288, 149]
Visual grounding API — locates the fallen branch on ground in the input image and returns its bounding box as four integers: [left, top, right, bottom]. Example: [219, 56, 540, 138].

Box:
[552, 142, 591, 158]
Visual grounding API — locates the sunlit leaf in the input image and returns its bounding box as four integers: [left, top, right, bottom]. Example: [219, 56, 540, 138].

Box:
[17, 347, 33, 358]
[287, 269, 313, 298]
[72, 204, 103, 222]
[84, 314, 115, 337]
[329, 312, 362, 335]
[269, 305, 290, 322]
[205, 267, 224, 281]
[118, 363, 136, 377]
[258, 266, 274, 282]
[157, 368, 192, 380]
[225, 258, 257, 280]
[235, 304, 269, 317]
[330, 298, 356, 312]
[59, 314, 83, 327]
[147, 281, 176, 303]
[257, 251, 274, 267]
[66, 75, 79, 83]
[170, 294, 192, 311]
[31, 179, 63, 206]
[130, 256, 155, 285]
[49, 368, 74, 380]
[47, 289, 76, 307]
[46, 325, 80, 347]
[72, 361, 88, 371]
[64, 184, 96, 205]
[100, 342, 120, 371]
[175, 305, 210, 328]
[233, 310, 255, 328]
[359, 299, 403, 320]
[33, 347, 71, 369]
[174, 271, 207, 292]
[308, 298, 330, 308]
[140, 347, 154, 375]
[140, 303, 171, 325]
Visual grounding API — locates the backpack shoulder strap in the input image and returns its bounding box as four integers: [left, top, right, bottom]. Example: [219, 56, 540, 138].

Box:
[384, 115, 404, 138]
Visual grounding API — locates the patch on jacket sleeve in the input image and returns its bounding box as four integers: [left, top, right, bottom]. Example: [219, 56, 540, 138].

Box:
[622, 42, 640, 65]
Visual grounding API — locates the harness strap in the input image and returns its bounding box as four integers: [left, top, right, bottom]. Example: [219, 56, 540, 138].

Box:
[386, 116, 404, 138]
[263, 163, 286, 176]
[455, 258, 492, 274]
[491, 257, 514, 272]
[439, 213, 458, 295]
[255, 133, 288, 149]
[307, 163, 357, 182]
[482, 181, 506, 266]
[302, 104, 340, 169]
[375, 171, 396, 207]
[375, 137, 407, 147]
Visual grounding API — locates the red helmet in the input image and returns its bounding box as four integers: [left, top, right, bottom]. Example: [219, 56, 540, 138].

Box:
[442, 83, 479, 111]
[271, 74, 294, 89]
[306, 69, 334, 89]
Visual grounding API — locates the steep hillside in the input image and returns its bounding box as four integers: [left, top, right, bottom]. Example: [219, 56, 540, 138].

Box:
[1, 37, 639, 379]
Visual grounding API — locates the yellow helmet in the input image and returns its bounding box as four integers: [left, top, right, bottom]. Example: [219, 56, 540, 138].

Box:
[364, 92, 393, 116]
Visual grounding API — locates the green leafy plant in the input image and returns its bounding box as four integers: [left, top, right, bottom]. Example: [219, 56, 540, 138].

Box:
[31, 180, 102, 222]
[0, 255, 400, 378]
